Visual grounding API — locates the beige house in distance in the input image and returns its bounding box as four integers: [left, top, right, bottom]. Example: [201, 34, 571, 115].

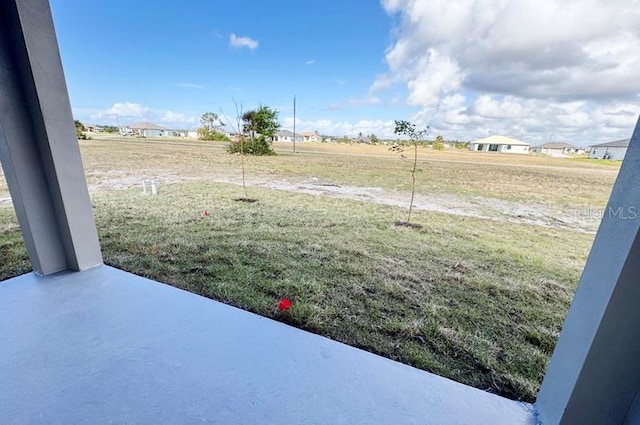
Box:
[469, 135, 530, 154]
[301, 131, 320, 142]
[532, 142, 580, 156]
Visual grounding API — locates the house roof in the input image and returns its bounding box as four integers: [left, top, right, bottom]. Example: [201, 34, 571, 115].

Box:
[471, 135, 530, 146]
[276, 130, 294, 136]
[590, 139, 631, 148]
[127, 121, 169, 130]
[535, 142, 577, 149]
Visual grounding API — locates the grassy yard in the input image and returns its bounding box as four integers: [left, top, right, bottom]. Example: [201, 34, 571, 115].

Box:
[0, 137, 619, 402]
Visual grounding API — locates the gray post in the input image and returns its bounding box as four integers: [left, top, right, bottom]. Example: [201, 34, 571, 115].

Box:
[0, 0, 102, 275]
[536, 116, 640, 424]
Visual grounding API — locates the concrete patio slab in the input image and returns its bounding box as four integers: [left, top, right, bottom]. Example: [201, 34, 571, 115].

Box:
[0, 266, 536, 424]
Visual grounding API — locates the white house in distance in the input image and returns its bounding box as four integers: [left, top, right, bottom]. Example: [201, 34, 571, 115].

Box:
[532, 142, 580, 156]
[469, 135, 531, 154]
[273, 130, 303, 142]
[589, 139, 630, 161]
[121, 121, 182, 138]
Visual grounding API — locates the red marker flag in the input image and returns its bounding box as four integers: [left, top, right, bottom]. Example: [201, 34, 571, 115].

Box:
[278, 298, 292, 311]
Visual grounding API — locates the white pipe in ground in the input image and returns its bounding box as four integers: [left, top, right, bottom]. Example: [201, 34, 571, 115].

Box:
[142, 179, 158, 195]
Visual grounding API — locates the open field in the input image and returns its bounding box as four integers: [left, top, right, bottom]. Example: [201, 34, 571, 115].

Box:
[0, 136, 615, 231]
[0, 136, 621, 402]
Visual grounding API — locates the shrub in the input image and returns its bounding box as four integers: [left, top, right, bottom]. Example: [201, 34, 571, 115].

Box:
[227, 137, 275, 156]
[197, 128, 231, 141]
[74, 119, 90, 140]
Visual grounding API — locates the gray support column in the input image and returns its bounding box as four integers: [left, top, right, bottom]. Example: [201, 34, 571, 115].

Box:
[536, 116, 640, 424]
[0, 0, 102, 275]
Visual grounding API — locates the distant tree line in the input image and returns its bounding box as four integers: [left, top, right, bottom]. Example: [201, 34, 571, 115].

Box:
[329, 132, 469, 149]
[102, 125, 119, 133]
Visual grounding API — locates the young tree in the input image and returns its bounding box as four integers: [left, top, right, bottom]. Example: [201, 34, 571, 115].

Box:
[393, 120, 430, 225]
[198, 112, 228, 140]
[200, 112, 220, 131]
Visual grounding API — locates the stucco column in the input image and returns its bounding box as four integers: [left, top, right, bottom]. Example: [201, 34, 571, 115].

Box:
[0, 0, 102, 275]
[536, 116, 640, 424]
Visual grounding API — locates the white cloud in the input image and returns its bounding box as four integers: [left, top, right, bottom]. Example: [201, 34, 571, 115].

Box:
[160, 111, 198, 127]
[406, 49, 463, 107]
[377, 0, 640, 99]
[305, 60, 316, 65]
[468, 95, 528, 119]
[416, 95, 639, 145]
[374, 0, 640, 144]
[103, 102, 151, 118]
[91, 102, 198, 129]
[281, 117, 396, 138]
[176, 82, 204, 89]
[229, 33, 259, 50]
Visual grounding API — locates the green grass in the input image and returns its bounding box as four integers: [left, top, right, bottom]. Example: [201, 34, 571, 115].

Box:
[567, 156, 623, 166]
[0, 210, 30, 280]
[0, 181, 593, 402]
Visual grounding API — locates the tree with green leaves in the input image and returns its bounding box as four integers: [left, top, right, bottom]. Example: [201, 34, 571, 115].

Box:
[241, 110, 257, 139]
[243, 105, 279, 140]
[393, 120, 430, 226]
[228, 105, 279, 155]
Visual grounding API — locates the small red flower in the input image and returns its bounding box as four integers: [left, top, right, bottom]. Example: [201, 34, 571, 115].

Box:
[203, 210, 210, 217]
[278, 298, 292, 311]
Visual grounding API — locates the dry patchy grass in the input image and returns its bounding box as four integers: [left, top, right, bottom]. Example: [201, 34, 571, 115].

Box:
[68, 137, 619, 210]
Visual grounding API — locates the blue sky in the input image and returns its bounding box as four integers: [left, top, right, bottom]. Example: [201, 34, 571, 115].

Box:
[51, 0, 405, 135]
[51, 0, 640, 145]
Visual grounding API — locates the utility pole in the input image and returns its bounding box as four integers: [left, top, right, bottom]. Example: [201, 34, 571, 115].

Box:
[116, 113, 122, 138]
[293, 95, 296, 153]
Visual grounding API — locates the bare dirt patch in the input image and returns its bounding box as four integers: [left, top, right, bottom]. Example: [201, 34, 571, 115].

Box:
[213, 177, 601, 233]
[74, 165, 605, 233]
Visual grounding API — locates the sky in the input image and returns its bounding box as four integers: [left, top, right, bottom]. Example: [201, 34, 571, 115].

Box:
[50, 0, 640, 146]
